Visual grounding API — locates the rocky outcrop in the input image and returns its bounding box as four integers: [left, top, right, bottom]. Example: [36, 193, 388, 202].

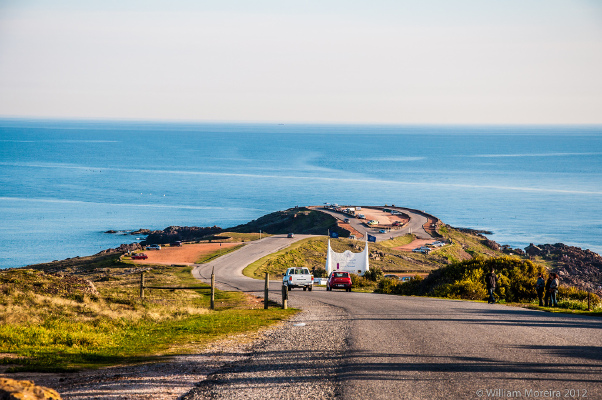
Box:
[526, 243, 602, 295]
[130, 229, 152, 236]
[143, 226, 223, 245]
[482, 238, 500, 251]
[500, 245, 525, 256]
[451, 226, 493, 237]
[96, 242, 143, 255]
[0, 378, 61, 400]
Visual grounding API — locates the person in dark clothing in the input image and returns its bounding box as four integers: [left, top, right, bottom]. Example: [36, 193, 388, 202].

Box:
[485, 268, 497, 304]
[549, 273, 559, 307]
[544, 275, 552, 307]
[535, 273, 546, 307]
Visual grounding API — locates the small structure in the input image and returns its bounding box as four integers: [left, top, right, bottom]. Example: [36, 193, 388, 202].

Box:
[325, 239, 370, 276]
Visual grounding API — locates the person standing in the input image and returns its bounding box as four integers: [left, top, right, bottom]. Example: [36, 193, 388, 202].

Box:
[535, 273, 546, 306]
[549, 273, 559, 307]
[544, 275, 553, 306]
[485, 268, 497, 304]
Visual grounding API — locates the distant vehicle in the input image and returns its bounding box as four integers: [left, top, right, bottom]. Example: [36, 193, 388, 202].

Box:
[344, 218, 350, 223]
[357, 214, 365, 219]
[412, 247, 431, 254]
[283, 267, 313, 291]
[367, 220, 378, 226]
[392, 221, 401, 226]
[146, 244, 161, 250]
[131, 253, 148, 260]
[170, 241, 182, 247]
[349, 235, 356, 240]
[287, 233, 295, 238]
[401, 277, 412, 282]
[431, 241, 446, 247]
[356, 206, 362, 211]
[379, 229, 386, 233]
[391, 210, 401, 215]
[326, 271, 352, 292]
[384, 274, 400, 280]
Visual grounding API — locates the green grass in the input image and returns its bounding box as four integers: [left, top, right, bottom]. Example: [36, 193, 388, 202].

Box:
[0, 308, 296, 372]
[194, 244, 245, 264]
[244, 237, 324, 279]
[376, 234, 415, 248]
[215, 232, 271, 241]
[0, 263, 298, 372]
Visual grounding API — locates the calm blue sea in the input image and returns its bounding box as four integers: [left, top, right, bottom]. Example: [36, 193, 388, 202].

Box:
[1, 119, 601, 268]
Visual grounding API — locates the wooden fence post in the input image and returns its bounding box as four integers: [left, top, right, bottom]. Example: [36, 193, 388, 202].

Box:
[210, 267, 215, 310]
[264, 273, 269, 309]
[140, 272, 145, 298]
[281, 284, 288, 310]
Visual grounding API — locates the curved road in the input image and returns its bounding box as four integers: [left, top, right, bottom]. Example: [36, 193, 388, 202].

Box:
[317, 206, 432, 241]
[192, 235, 602, 399]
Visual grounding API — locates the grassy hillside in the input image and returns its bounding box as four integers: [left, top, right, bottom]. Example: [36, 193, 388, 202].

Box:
[229, 207, 347, 236]
[244, 224, 514, 280]
[244, 234, 437, 279]
[0, 249, 296, 372]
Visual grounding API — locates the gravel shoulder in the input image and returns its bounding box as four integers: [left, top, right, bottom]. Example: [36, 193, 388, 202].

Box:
[182, 300, 349, 400]
[17, 300, 349, 400]
[4, 327, 273, 400]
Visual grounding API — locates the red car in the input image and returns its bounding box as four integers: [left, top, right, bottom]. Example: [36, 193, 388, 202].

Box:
[327, 271, 352, 292]
[131, 253, 148, 260]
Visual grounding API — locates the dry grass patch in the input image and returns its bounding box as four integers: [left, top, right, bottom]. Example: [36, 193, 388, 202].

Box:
[0, 264, 296, 373]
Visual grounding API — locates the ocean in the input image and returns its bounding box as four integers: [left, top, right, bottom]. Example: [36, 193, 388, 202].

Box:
[1, 119, 601, 269]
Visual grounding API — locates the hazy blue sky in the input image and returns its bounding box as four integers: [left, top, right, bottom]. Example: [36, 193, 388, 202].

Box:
[1, 0, 601, 124]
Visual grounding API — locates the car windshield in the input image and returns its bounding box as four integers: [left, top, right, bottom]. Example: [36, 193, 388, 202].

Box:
[334, 272, 348, 278]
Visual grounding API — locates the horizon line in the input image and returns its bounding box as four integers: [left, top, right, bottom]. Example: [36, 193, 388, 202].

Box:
[1, 115, 602, 128]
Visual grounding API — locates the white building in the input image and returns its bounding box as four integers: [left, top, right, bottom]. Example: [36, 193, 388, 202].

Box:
[325, 239, 370, 276]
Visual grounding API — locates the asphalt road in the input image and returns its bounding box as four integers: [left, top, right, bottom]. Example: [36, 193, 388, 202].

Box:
[192, 235, 602, 399]
[316, 206, 432, 241]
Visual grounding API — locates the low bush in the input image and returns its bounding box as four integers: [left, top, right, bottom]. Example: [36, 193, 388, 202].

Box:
[350, 274, 376, 289]
[376, 257, 600, 310]
[377, 275, 424, 296]
[363, 267, 384, 282]
[313, 267, 326, 278]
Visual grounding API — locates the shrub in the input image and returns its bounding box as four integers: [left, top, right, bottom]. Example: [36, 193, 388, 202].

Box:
[313, 267, 326, 278]
[374, 256, 600, 309]
[377, 275, 423, 296]
[363, 267, 384, 282]
[555, 286, 602, 310]
[350, 274, 375, 288]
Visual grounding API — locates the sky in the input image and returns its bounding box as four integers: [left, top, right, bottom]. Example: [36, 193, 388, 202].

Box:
[0, 0, 601, 124]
